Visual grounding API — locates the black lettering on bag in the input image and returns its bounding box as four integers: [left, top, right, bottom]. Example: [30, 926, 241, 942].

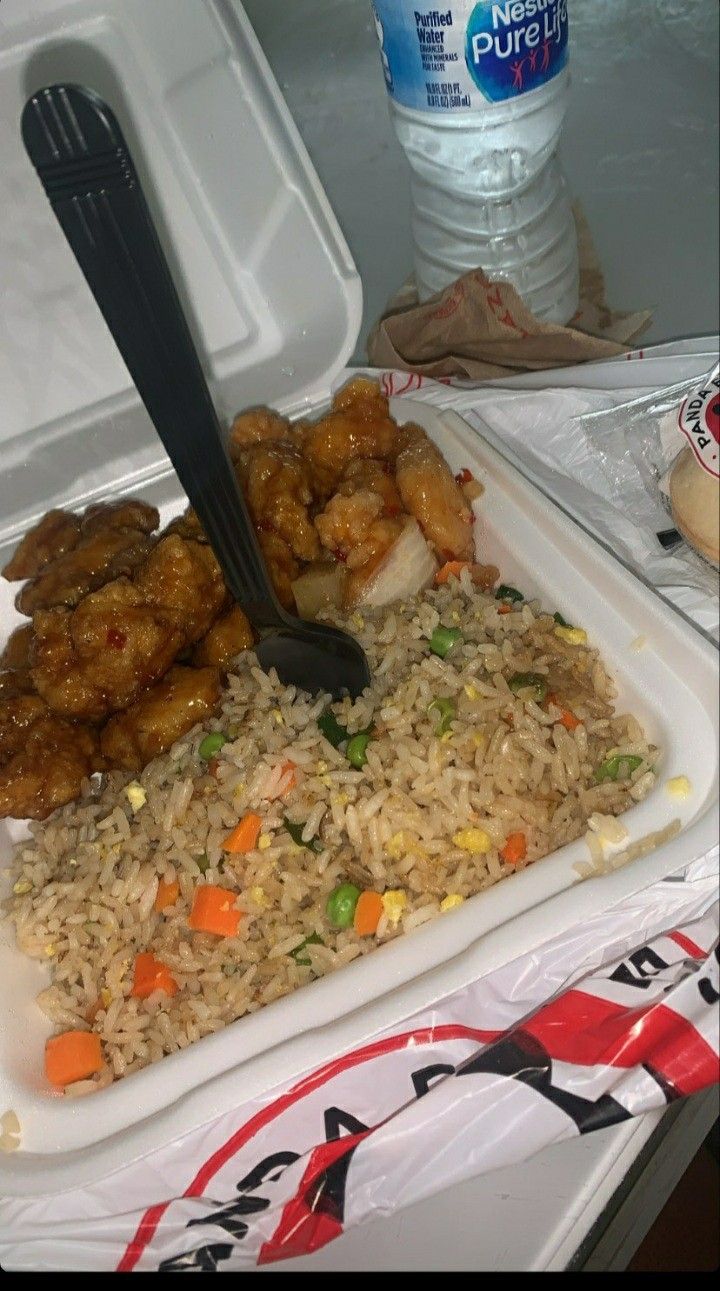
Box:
[304, 1146, 357, 1226]
[610, 946, 670, 989]
[411, 1063, 455, 1098]
[457, 1030, 632, 1134]
[642, 1062, 680, 1105]
[186, 1192, 270, 1241]
[324, 1106, 369, 1141]
[160, 1150, 301, 1269]
[158, 1241, 233, 1272]
[235, 1150, 300, 1193]
[698, 943, 720, 1006]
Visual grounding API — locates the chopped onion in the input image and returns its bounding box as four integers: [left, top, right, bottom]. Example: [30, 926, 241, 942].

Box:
[292, 561, 347, 620]
[357, 520, 438, 609]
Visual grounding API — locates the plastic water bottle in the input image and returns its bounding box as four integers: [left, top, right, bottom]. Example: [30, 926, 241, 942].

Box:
[371, 0, 579, 323]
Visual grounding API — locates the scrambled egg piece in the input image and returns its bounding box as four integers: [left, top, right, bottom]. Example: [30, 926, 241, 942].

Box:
[665, 775, 692, 800]
[257, 834, 273, 850]
[464, 684, 479, 701]
[554, 626, 588, 646]
[453, 827, 491, 854]
[382, 890, 407, 926]
[12, 879, 32, 895]
[249, 885, 269, 908]
[125, 781, 147, 813]
[440, 893, 464, 912]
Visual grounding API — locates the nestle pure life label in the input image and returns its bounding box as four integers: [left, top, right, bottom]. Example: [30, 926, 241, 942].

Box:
[372, 0, 568, 111]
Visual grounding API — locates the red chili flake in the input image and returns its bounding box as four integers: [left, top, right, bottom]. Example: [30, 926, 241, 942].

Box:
[333, 549, 348, 564]
[455, 468, 473, 485]
[469, 512, 476, 525]
[384, 504, 402, 518]
[106, 627, 127, 649]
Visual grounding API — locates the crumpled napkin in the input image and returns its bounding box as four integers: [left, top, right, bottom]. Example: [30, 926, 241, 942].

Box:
[367, 206, 652, 380]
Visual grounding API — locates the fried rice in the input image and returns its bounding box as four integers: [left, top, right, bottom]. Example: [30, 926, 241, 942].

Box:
[3, 570, 659, 1092]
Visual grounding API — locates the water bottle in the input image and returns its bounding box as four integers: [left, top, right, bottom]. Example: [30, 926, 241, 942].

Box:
[371, 0, 579, 324]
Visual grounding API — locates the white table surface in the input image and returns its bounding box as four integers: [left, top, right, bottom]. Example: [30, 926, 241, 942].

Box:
[239, 0, 719, 1270]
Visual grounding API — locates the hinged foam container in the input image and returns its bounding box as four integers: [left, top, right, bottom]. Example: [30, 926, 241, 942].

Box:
[0, 1, 717, 1195]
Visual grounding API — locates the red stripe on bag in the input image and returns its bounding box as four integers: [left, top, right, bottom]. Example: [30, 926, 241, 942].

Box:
[668, 930, 706, 959]
[117, 1023, 497, 1271]
[524, 989, 719, 1093]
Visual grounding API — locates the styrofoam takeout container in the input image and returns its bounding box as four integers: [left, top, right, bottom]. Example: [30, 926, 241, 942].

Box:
[0, 1, 717, 1194]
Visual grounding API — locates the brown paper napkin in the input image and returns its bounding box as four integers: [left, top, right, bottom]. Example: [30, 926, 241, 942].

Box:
[367, 206, 652, 380]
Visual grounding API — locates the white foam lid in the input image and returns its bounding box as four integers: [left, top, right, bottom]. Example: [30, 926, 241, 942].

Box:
[0, 0, 362, 544]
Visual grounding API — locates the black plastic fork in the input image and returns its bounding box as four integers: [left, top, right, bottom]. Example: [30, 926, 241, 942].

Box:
[21, 83, 370, 698]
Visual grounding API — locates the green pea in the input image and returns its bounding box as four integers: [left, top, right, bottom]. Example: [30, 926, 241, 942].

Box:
[508, 672, 548, 703]
[199, 731, 228, 760]
[429, 625, 463, 658]
[594, 754, 644, 784]
[347, 731, 372, 769]
[290, 932, 325, 965]
[326, 883, 361, 929]
[495, 585, 523, 603]
[428, 696, 456, 735]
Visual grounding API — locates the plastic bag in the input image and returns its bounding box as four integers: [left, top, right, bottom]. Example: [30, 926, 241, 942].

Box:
[0, 853, 717, 1272]
[576, 363, 719, 595]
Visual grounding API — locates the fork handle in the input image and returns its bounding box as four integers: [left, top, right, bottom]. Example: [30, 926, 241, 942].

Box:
[21, 83, 284, 626]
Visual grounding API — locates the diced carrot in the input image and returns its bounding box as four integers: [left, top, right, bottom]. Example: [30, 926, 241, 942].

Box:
[131, 952, 178, 999]
[155, 879, 180, 913]
[547, 693, 581, 731]
[435, 560, 470, 586]
[500, 832, 527, 865]
[222, 812, 262, 853]
[45, 1029, 103, 1087]
[353, 890, 384, 937]
[497, 603, 512, 615]
[189, 885, 241, 937]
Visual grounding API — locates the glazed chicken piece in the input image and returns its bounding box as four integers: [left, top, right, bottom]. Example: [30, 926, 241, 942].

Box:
[16, 527, 154, 615]
[31, 579, 187, 722]
[192, 605, 254, 671]
[165, 506, 207, 543]
[0, 623, 34, 672]
[0, 693, 48, 762]
[336, 457, 403, 515]
[0, 715, 100, 820]
[256, 529, 299, 610]
[395, 425, 474, 562]
[2, 509, 81, 582]
[229, 407, 292, 450]
[134, 535, 227, 645]
[0, 671, 36, 698]
[235, 442, 321, 565]
[31, 536, 226, 723]
[100, 665, 221, 771]
[315, 490, 405, 606]
[80, 499, 160, 537]
[301, 379, 400, 498]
